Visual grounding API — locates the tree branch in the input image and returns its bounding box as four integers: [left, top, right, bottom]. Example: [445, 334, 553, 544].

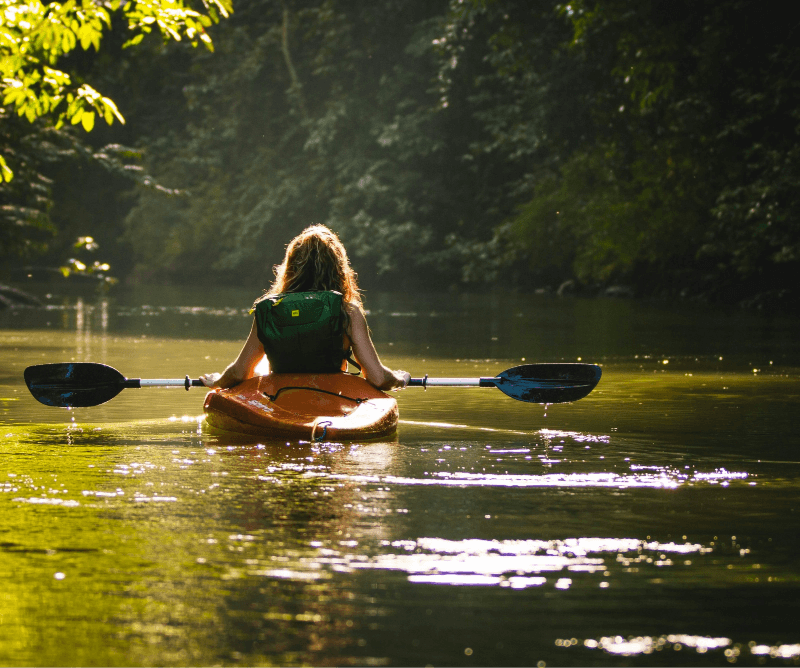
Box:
[281, 2, 309, 122]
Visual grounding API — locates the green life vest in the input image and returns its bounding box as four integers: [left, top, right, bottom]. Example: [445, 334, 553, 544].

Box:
[254, 290, 349, 373]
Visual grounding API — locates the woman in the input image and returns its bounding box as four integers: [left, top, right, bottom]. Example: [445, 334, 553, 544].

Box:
[201, 225, 410, 391]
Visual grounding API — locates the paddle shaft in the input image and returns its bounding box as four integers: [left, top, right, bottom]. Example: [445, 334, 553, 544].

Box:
[134, 377, 205, 389]
[134, 377, 498, 388]
[133, 377, 584, 389]
[135, 377, 493, 388]
[408, 377, 595, 388]
[409, 377, 500, 387]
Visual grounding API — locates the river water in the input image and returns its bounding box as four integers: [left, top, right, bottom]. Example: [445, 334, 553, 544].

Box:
[1, 287, 799, 666]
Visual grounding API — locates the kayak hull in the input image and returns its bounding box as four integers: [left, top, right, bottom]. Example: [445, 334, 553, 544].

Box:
[203, 373, 398, 440]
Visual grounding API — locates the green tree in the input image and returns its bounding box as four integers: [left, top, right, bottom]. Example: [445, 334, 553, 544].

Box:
[508, 0, 800, 301]
[122, 0, 452, 287]
[1, 0, 231, 265]
[1, 0, 230, 179]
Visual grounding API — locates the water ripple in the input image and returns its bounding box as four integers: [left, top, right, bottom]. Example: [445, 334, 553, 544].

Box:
[306, 467, 749, 489]
[557, 634, 800, 662]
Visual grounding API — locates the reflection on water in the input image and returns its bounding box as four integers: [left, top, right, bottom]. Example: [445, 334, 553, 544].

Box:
[319, 466, 750, 489]
[556, 635, 800, 662]
[1, 289, 799, 665]
[312, 535, 716, 586]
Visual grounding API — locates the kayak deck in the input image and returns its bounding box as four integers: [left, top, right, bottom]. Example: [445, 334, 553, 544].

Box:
[203, 373, 398, 440]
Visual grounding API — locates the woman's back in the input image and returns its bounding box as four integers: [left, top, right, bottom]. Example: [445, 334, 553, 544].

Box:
[253, 290, 347, 374]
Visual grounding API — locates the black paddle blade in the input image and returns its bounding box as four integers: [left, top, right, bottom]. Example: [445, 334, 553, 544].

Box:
[494, 363, 602, 404]
[24, 363, 128, 408]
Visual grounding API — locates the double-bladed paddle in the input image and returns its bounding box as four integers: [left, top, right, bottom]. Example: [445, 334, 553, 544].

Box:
[24, 362, 601, 408]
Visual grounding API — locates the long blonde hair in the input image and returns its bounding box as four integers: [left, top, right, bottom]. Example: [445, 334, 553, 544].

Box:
[259, 225, 363, 309]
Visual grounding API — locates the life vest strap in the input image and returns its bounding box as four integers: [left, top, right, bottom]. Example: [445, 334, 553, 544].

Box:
[345, 350, 362, 375]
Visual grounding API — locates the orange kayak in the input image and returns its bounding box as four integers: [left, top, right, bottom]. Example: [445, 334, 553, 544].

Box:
[203, 373, 398, 440]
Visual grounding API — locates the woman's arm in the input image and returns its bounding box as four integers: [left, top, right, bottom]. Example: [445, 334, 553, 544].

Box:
[201, 319, 266, 389]
[347, 304, 410, 391]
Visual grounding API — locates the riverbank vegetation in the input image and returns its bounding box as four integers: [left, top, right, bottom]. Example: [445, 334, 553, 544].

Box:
[2, 0, 797, 307]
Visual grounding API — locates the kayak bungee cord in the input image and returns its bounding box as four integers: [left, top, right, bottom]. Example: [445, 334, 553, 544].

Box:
[311, 419, 333, 442]
[262, 386, 365, 404]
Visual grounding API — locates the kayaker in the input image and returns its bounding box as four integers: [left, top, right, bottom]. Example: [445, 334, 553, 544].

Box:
[200, 225, 410, 391]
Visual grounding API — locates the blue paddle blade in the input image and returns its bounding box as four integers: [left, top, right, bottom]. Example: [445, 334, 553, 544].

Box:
[493, 363, 602, 404]
[24, 363, 129, 408]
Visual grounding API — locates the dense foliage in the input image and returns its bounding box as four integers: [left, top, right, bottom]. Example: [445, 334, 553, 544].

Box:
[1, 0, 230, 259]
[507, 0, 800, 304]
[2, 0, 797, 305]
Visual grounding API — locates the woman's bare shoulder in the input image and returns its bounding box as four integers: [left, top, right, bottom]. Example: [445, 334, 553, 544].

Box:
[344, 301, 366, 323]
[344, 300, 363, 312]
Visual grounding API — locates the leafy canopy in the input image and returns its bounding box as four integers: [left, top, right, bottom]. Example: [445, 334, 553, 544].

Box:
[0, 0, 231, 181]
